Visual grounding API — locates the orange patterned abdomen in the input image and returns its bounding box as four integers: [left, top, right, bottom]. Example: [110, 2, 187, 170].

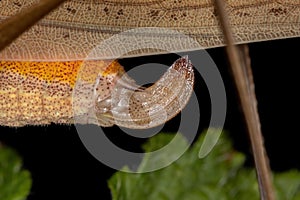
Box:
[0, 60, 123, 126]
[0, 57, 194, 129]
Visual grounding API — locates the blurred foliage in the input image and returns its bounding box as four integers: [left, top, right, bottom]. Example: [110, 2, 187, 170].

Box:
[108, 130, 300, 200]
[0, 144, 32, 200]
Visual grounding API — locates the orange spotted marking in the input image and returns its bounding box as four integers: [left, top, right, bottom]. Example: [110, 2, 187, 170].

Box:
[0, 60, 125, 126]
[0, 60, 124, 88]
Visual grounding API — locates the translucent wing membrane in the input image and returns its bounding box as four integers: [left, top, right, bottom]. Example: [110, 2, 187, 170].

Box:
[1, 0, 300, 60]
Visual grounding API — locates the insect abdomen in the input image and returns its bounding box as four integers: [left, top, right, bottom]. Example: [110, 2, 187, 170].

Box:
[0, 60, 121, 126]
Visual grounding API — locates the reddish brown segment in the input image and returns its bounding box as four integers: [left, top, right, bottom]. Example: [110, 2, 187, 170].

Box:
[0, 57, 194, 128]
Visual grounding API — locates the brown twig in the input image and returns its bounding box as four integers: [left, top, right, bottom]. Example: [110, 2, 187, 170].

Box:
[0, 0, 67, 52]
[213, 0, 275, 199]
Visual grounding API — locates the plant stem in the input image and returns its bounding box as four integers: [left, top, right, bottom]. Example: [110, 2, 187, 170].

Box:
[213, 0, 275, 199]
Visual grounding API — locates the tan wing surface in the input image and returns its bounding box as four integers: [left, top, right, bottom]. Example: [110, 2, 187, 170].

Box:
[0, 0, 299, 61]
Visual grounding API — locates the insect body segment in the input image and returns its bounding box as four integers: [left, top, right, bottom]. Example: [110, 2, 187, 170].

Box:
[0, 57, 194, 129]
[0, 60, 78, 126]
[92, 56, 194, 129]
[0, 60, 122, 126]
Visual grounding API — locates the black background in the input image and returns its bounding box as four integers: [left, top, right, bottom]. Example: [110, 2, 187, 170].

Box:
[0, 37, 299, 199]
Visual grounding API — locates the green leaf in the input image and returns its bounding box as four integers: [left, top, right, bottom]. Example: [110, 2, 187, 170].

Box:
[0, 144, 32, 200]
[108, 130, 300, 200]
[274, 170, 300, 200]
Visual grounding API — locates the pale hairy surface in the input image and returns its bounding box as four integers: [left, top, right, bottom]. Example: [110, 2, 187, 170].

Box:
[0, 0, 300, 61]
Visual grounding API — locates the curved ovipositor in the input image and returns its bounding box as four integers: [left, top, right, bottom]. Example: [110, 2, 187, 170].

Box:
[93, 56, 194, 129]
